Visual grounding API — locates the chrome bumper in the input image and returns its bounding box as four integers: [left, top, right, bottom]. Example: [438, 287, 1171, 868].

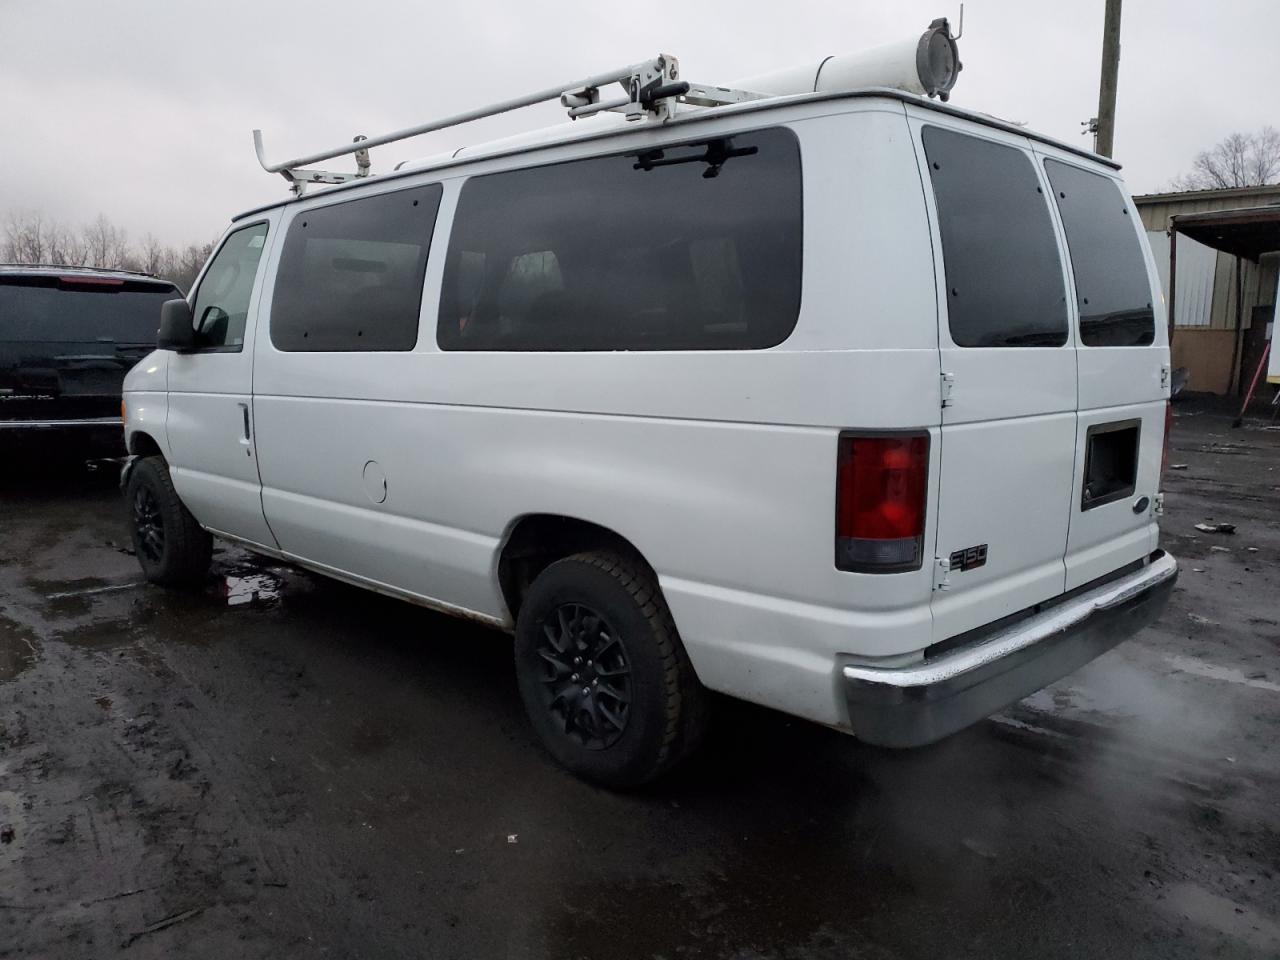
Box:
[842, 551, 1178, 748]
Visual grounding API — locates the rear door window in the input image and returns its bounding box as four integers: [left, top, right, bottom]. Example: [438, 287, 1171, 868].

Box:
[0, 276, 180, 343]
[1043, 160, 1155, 346]
[922, 126, 1068, 347]
[271, 184, 442, 352]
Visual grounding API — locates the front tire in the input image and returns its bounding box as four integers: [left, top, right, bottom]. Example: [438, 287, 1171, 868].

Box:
[126, 456, 212, 586]
[514, 551, 707, 788]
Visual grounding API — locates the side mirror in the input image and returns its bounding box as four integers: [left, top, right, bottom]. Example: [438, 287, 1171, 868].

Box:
[157, 299, 196, 352]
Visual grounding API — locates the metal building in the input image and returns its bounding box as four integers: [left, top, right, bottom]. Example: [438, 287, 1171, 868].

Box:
[1136, 184, 1280, 396]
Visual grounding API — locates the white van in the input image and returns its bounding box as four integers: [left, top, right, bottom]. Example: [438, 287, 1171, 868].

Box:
[121, 49, 1177, 786]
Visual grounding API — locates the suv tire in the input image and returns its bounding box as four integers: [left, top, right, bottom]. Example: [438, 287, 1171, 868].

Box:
[514, 551, 708, 788]
[126, 456, 212, 586]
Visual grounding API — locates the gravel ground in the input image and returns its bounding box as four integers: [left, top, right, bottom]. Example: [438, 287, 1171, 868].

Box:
[1, 404, 1278, 959]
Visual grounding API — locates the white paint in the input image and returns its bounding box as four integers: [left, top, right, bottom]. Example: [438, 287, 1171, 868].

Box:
[1166, 655, 1280, 693]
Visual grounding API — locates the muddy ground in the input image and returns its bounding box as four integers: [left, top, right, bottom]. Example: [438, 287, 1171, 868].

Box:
[2, 405, 1278, 959]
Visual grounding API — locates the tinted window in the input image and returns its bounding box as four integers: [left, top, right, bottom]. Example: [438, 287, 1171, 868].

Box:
[438, 128, 802, 351]
[922, 126, 1068, 347]
[190, 222, 269, 351]
[1044, 160, 1155, 346]
[0, 277, 179, 343]
[272, 184, 442, 352]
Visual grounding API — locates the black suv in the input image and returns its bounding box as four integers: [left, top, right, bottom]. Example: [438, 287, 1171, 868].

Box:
[1, 265, 179, 455]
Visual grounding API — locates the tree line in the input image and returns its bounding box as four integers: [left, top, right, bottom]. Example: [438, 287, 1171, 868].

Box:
[2, 210, 215, 293]
[1170, 126, 1279, 191]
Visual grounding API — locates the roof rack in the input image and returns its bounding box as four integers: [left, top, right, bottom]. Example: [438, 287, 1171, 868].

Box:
[252, 55, 765, 196]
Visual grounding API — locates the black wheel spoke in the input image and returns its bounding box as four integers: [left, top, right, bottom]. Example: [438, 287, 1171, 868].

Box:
[597, 701, 625, 732]
[133, 485, 166, 563]
[596, 681, 627, 703]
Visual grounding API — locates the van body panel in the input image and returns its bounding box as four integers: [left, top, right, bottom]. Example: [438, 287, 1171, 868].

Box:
[250, 394, 941, 726]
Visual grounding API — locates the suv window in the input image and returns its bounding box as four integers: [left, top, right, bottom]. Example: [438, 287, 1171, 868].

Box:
[189, 222, 269, 352]
[271, 184, 443, 352]
[437, 127, 803, 351]
[1044, 160, 1155, 347]
[0, 276, 180, 343]
[922, 126, 1068, 347]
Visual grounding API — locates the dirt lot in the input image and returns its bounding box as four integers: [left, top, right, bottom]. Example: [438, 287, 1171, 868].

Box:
[2, 404, 1279, 960]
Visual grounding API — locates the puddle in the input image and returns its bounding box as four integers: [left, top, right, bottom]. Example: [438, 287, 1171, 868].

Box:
[215, 571, 284, 607]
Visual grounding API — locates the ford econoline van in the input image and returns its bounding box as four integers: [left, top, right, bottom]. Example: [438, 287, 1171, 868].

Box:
[121, 51, 1177, 786]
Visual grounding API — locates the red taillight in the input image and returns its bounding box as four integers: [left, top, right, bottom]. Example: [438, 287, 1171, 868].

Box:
[1161, 401, 1173, 477]
[836, 434, 929, 572]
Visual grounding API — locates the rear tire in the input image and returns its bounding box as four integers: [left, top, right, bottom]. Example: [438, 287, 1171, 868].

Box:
[126, 456, 212, 586]
[514, 551, 708, 788]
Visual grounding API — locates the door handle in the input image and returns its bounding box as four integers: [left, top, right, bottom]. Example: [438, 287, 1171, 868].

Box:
[238, 402, 252, 449]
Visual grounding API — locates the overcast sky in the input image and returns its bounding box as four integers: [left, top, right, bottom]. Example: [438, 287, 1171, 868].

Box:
[2, 0, 1274, 247]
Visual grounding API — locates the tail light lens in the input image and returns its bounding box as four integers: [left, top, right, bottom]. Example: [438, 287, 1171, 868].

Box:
[1161, 401, 1173, 478]
[836, 434, 929, 572]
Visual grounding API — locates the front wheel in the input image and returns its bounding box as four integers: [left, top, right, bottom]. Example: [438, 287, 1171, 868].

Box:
[514, 551, 707, 788]
[126, 456, 212, 586]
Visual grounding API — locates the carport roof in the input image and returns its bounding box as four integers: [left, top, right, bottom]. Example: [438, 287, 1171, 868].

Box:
[1171, 204, 1280, 261]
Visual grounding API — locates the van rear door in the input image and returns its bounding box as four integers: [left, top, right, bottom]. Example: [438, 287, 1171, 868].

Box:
[1038, 154, 1168, 590]
[909, 117, 1079, 645]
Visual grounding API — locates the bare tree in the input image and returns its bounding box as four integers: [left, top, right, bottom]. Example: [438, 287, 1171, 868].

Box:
[138, 233, 166, 275]
[3, 209, 48, 264]
[1172, 126, 1280, 190]
[47, 222, 88, 267]
[82, 213, 132, 269]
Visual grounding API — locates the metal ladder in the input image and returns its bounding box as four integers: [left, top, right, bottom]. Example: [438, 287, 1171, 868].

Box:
[253, 55, 765, 196]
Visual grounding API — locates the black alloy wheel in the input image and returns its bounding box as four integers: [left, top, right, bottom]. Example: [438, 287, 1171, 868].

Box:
[513, 551, 708, 788]
[534, 602, 632, 749]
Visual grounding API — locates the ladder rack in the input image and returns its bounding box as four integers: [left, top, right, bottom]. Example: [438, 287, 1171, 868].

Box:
[253, 55, 766, 196]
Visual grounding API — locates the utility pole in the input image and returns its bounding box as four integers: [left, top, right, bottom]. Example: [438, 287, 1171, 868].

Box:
[1095, 0, 1123, 157]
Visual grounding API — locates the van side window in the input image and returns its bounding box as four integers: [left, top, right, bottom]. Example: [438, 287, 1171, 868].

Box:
[189, 222, 269, 352]
[271, 184, 443, 352]
[1043, 160, 1155, 347]
[922, 126, 1068, 348]
[437, 127, 802, 351]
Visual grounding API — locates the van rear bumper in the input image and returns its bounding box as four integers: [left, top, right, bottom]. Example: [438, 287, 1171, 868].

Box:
[841, 550, 1178, 747]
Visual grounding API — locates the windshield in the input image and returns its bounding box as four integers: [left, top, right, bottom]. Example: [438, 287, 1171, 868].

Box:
[0, 276, 179, 344]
